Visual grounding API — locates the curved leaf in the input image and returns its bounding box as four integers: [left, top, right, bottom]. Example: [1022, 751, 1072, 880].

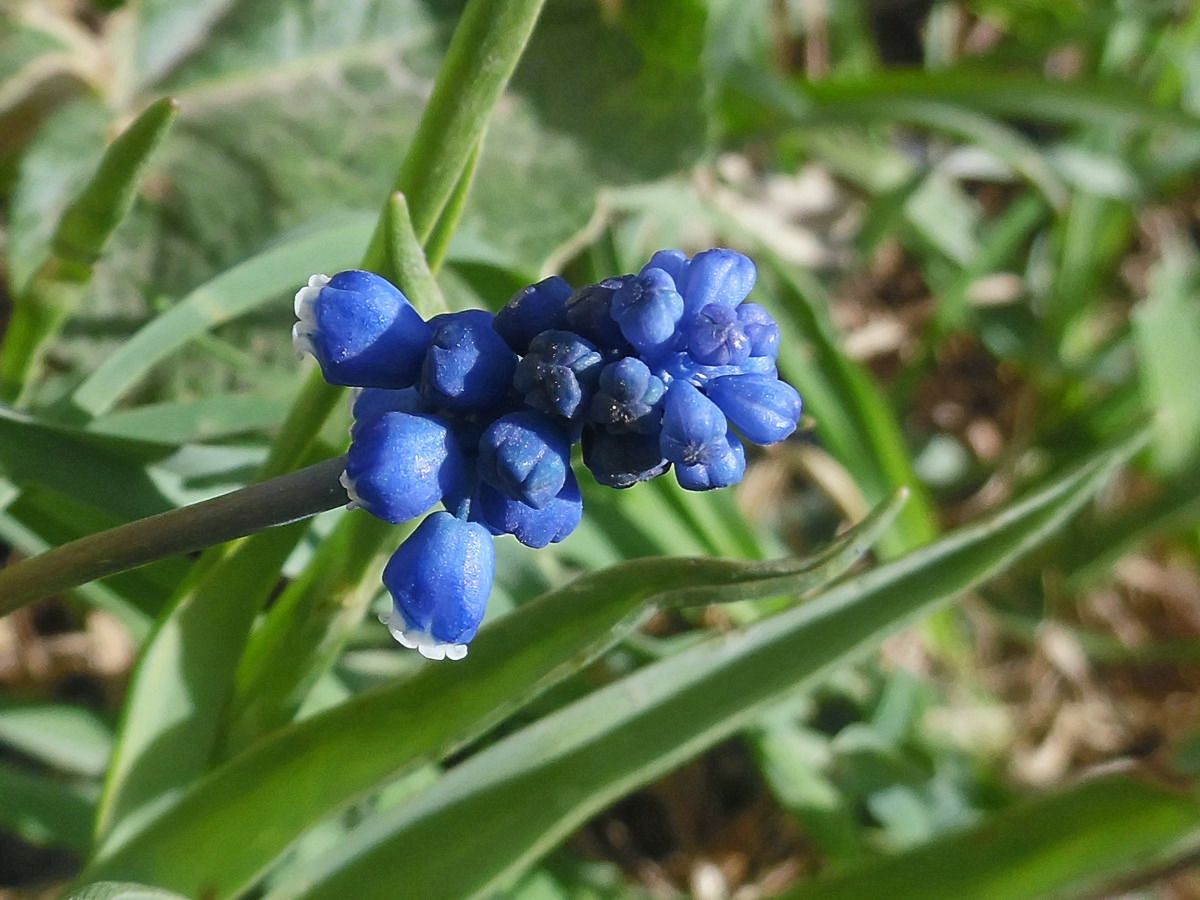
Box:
[80, 493, 904, 899]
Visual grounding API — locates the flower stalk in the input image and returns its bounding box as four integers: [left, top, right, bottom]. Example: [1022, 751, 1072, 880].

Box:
[0, 455, 348, 617]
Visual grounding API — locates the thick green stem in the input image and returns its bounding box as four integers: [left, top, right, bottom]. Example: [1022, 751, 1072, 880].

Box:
[0, 456, 348, 616]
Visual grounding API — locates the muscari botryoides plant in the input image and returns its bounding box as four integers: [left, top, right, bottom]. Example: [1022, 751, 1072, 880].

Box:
[294, 248, 802, 660]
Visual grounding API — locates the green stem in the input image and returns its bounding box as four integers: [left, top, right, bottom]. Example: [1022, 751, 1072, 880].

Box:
[0, 456, 348, 616]
[425, 141, 482, 276]
[363, 0, 546, 261]
[265, 0, 546, 477]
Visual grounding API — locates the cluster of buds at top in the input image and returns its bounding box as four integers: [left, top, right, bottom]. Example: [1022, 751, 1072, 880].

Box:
[293, 250, 802, 661]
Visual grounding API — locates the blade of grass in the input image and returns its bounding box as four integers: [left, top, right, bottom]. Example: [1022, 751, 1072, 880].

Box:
[779, 774, 1200, 900]
[66, 215, 372, 421]
[80, 493, 904, 899]
[0, 98, 178, 405]
[278, 435, 1139, 900]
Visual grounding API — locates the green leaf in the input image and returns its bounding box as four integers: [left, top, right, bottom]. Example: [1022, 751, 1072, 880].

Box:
[67, 214, 372, 420]
[51, 97, 178, 270]
[5, 98, 109, 293]
[779, 775, 1200, 900]
[0, 761, 97, 853]
[1134, 238, 1200, 473]
[81, 494, 903, 899]
[64, 883, 191, 900]
[0, 703, 112, 777]
[221, 512, 394, 755]
[0, 98, 177, 402]
[93, 520, 311, 849]
[85, 394, 292, 443]
[278, 437, 1137, 900]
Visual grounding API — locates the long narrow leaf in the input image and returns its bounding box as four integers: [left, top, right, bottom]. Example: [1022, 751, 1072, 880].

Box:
[280, 436, 1139, 900]
[779, 774, 1200, 900]
[79, 493, 904, 898]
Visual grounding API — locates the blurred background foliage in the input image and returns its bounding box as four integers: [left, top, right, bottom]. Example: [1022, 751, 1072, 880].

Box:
[1, 0, 1200, 897]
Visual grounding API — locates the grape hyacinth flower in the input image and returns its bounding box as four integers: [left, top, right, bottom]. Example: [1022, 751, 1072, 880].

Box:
[295, 248, 801, 661]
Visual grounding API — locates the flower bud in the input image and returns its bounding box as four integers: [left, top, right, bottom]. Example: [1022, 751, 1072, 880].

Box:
[493, 276, 572, 353]
[514, 330, 604, 420]
[705, 374, 801, 445]
[680, 249, 756, 319]
[589, 357, 665, 435]
[675, 428, 746, 491]
[582, 425, 670, 489]
[477, 470, 583, 548]
[477, 411, 571, 509]
[610, 268, 684, 359]
[659, 380, 730, 468]
[419, 309, 517, 412]
[685, 303, 751, 367]
[562, 279, 636, 358]
[343, 412, 465, 524]
[293, 271, 432, 388]
[382, 512, 495, 660]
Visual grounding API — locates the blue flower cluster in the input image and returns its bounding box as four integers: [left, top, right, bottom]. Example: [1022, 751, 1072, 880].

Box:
[293, 250, 801, 661]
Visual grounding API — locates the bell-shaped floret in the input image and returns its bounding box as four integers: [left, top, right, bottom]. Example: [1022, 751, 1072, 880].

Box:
[659, 380, 730, 468]
[705, 374, 801, 445]
[582, 425, 670, 489]
[735, 303, 781, 361]
[639, 249, 689, 288]
[562, 279, 637, 358]
[679, 249, 756, 319]
[381, 512, 494, 660]
[492, 276, 572, 354]
[342, 412, 465, 524]
[293, 271, 432, 388]
[675, 428, 746, 491]
[685, 303, 751, 367]
[477, 470, 583, 548]
[477, 411, 571, 509]
[610, 268, 684, 359]
[514, 330, 604, 421]
[419, 309, 517, 412]
[589, 357, 665, 435]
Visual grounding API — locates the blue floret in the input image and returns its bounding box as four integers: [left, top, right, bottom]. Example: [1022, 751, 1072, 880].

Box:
[293, 271, 433, 388]
[382, 512, 495, 660]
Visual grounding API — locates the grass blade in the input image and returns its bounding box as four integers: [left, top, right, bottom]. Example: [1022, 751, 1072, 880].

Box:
[78, 494, 903, 899]
[279, 436, 1139, 900]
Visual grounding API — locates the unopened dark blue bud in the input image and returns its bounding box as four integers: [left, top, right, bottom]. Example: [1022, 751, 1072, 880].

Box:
[680, 249, 756, 319]
[582, 425, 670, 489]
[590, 357, 665, 435]
[419, 309, 517, 412]
[293, 271, 432, 388]
[640, 249, 689, 288]
[705, 374, 801, 445]
[610, 268, 684, 359]
[343, 412, 465, 524]
[493, 276, 572, 354]
[477, 411, 571, 509]
[675, 428, 746, 491]
[686, 303, 751, 367]
[514, 330, 603, 420]
[562, 279, 636, 358]
[477, 471, 583, 549]
[659, 380, 729, 467]
[382, 512, 494, 660]
[736, 303, 781, 361]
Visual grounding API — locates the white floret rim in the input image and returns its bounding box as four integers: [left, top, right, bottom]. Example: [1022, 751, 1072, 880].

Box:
[380, 610, 468, 661]
[338, 469, 364, 511]
[292, 273, 330, 359]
